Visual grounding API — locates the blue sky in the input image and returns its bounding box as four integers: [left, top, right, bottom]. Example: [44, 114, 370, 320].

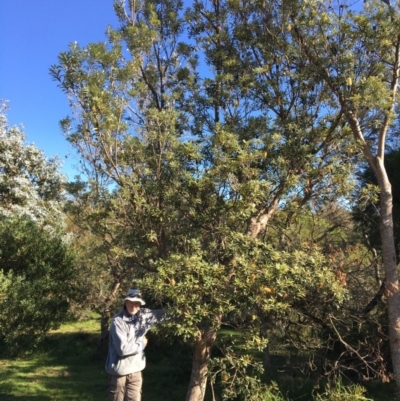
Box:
[1, 0, 119, 179]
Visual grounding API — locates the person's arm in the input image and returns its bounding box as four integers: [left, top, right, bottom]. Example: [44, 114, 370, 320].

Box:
[139, 308, 168, 334]
[110, 318, 147, 357]
[149, 308, 168, 323]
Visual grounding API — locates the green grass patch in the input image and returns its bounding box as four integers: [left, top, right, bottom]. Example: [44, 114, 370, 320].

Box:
[0, 314, 107, 401]
[0, 314, 191, 401]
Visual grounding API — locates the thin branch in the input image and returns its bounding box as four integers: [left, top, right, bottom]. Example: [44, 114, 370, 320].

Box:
[378, 35, 400, 160]
[328, 314, 379, 375]
[361, 281, 386, 315]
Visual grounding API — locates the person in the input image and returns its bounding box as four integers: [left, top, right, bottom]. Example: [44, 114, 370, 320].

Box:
[105, 288, 166, 401]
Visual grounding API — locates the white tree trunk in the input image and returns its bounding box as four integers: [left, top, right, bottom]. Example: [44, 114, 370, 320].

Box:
[376, 160, 400, 388]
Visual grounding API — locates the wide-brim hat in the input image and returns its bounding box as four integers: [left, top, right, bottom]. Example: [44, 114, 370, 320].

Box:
[124, 289, 146, 306]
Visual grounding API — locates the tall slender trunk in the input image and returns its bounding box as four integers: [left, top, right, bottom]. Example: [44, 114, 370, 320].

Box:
[185, 326, 216, 401]
[376, 163, 400, 388]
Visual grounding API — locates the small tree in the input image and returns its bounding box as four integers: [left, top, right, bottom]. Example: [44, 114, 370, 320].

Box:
[0, 104, 77, 355]
[0, 216, 77, 355]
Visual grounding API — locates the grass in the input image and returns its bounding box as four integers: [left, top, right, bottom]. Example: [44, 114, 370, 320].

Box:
[0, 317, 398, 400]
[0, 314, 107, 401]
[0, 313, 192, 401]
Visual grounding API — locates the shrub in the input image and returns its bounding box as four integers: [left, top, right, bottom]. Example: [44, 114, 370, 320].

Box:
[0, 216, 77, 355]
[313, 379, 373, 401]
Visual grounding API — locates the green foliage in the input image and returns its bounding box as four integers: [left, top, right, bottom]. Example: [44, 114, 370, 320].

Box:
[0, 102, 66, 228]
[0, 216, 77, 355]
[51, 0, 400, 398]
[143, 234, 347, 336]
[0, 104, 78, 356]
[354, 148, 400, 255]
[221, 376, 288, 401]
[314, 379, 373, 401]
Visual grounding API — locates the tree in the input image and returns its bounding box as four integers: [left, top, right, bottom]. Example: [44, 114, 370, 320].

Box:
[281, 0, 400, 388]
[0, 216, 77, 355]
[267, 204, 392, 383]
[190, 0, 400, 389]
[52, 0, 393, 399]
[354, 148, 400, 261]
[0, 104, 77, 354]
[51, 2, 350, 401]
[0, 102, 66, 228]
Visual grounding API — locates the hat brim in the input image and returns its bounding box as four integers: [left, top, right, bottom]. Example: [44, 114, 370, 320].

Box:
[124, 296, 145, 306]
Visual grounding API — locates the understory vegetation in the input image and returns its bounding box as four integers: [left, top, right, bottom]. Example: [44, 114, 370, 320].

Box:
[0, 316, 397, 401]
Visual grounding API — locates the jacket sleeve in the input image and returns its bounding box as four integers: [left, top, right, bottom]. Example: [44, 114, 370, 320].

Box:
[110, 318, 145, 357]
[139, 309, 168, 334]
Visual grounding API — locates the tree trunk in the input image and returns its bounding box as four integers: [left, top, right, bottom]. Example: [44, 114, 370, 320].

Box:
[185, 326, 216, 401]
[376, 159, 400, 388]
[99, 280, 121, 356]
[263, 344, 271, 370]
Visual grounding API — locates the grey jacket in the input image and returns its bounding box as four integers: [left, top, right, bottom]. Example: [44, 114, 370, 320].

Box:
[105, 307, 166, 376]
